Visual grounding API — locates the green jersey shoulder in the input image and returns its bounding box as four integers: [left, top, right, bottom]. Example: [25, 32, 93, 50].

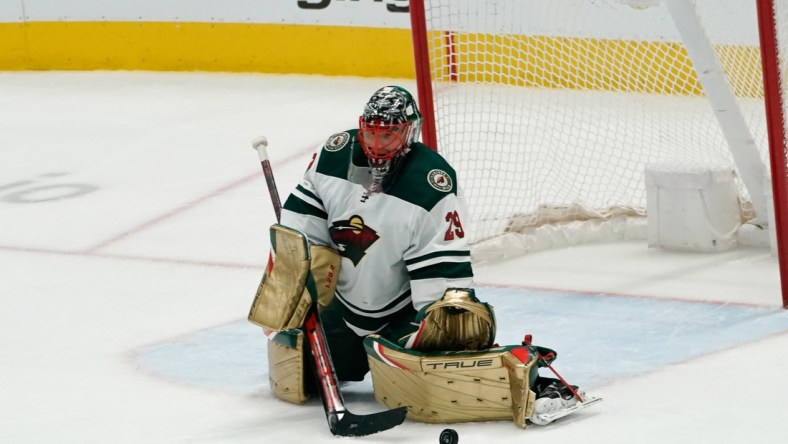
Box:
[313, 130, 459, 211]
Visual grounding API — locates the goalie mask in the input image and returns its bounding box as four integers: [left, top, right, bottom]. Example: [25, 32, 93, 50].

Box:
[358, 86, 423, 161]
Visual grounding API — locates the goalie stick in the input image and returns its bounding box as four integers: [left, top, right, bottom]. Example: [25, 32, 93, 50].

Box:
[251, 136, 408, 437]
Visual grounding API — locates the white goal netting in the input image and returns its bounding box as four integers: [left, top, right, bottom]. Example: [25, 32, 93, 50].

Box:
[417, 0, 788, 258]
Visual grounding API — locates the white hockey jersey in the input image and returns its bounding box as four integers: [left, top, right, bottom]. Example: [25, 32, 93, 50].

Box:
[280, 130, 474, 336]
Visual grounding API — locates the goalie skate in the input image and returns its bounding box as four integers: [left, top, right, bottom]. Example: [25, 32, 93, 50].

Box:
[530, 381, 602, 425]
[531, 395, 602, 425]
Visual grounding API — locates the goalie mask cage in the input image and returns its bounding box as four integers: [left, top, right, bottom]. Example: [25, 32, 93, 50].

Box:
[408, 0, 788, 308]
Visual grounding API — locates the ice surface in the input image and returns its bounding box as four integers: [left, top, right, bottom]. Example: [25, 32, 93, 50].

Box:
[1, 72, 787, 444]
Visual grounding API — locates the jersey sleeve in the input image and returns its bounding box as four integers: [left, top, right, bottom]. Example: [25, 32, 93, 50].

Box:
[280, 148, 333, 247]
[404, 187, 474, 310]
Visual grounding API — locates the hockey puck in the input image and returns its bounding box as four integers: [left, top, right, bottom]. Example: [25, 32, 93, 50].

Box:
[439, 428, 458, 444]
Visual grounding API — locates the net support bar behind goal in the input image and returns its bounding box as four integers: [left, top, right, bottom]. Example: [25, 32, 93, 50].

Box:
[666, 0, 768, 223]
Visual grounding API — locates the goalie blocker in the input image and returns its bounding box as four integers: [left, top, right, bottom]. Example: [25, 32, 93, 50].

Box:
[248, 224, 340, 404]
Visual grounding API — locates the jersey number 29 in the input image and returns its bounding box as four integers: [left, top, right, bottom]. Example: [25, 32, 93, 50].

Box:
[444, 211, 465, 241]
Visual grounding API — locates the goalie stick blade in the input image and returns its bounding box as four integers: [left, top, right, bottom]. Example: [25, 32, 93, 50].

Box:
[535, 396, 603, 425]
[328, 406, 408, 437]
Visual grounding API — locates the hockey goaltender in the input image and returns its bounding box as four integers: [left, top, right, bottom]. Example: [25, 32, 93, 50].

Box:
[248, 86, 601, 433]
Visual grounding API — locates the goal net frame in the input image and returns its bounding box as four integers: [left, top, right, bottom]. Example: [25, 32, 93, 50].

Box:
[407, 0, 788, 308]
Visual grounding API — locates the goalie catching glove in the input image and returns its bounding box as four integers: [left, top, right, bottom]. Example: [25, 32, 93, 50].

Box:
[401, 288, 496, 352]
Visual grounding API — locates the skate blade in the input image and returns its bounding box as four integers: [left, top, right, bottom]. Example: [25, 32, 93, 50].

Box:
[539, 396, 603, 423]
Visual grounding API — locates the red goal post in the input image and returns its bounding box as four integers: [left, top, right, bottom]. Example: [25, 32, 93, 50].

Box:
[408, 0, 788, 308]
[757, 0, 788, 308]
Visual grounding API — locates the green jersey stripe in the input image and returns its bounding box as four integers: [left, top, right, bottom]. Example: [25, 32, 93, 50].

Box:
[338, 298, 413, 333]
[283, 194, 328, 220]
[295, 184, 321, 204]
[405, 250, 471, 266]
[336, 289, 412, 315]
[409, 261, 473, 281]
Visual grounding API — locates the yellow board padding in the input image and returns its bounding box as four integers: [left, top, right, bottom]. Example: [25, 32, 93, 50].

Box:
[0, 23, 28, 66]
[0, 22, 764, 98]
[428, 32, 764, 98]
[0, 21, 415, 77]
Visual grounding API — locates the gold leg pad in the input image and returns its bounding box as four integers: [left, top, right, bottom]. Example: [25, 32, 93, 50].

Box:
[365, 335, 538, 427]
[267, 330, 308, 405]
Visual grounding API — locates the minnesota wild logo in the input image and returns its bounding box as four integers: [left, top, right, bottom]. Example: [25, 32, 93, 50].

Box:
[428, 169, 453, 192]
[325, 132, 350, 152]
[329, 215, 379, 266]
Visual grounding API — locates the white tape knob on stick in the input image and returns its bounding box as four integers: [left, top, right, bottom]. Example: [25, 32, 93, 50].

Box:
[252, 136, 269, 161]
